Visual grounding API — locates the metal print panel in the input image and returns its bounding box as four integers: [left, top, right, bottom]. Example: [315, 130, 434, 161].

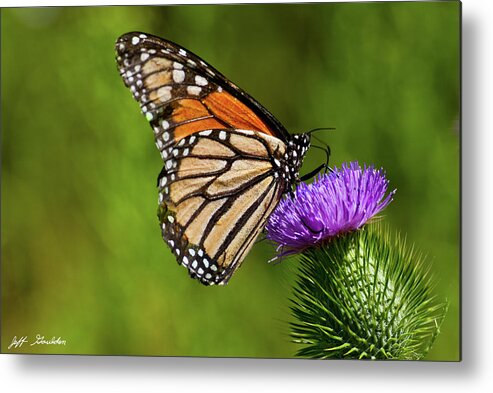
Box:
[1, 1, 460, 360]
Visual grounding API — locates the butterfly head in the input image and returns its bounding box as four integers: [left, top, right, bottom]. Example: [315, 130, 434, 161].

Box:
[282, 133, 311, 184]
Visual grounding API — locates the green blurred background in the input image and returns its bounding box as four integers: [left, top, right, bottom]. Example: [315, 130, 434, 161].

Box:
[1, 2, 460, 360]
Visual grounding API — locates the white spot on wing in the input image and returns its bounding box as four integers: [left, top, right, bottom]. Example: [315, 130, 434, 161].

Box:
[157, 86, 172, 102]
[195, 75, 208, 86]
[237, 129, 254, 135]
[173, 69, 185, 83]
[187, 86, 201, 95]
[132, 36, 140, 45]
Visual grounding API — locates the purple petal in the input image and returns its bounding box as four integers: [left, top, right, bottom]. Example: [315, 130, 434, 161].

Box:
[266, 162, 396, 255]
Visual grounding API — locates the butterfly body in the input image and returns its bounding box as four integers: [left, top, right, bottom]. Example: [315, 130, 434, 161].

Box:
[116, 32, 310, 285]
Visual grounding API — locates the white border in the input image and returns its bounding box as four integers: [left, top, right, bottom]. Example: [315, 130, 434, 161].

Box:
[2, 0, 493, 392]
[3, 0, 339, 6]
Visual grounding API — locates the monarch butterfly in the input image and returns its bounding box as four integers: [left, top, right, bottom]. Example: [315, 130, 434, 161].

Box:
[116, 32, 311, 285]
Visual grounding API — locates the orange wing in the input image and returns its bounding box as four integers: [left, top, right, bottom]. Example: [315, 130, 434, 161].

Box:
[116, 32, 284, 161]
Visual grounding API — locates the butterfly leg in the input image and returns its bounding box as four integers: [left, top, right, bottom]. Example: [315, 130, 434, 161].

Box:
[305, 145, 332, 173]
[323, 144, 332, 173]
[299, 163, 327, 181]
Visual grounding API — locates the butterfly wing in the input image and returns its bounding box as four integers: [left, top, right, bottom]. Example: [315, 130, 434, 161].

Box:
[157, 128, 286, 285]
[115, 32, 290, 156]
[116, 32, 294, 285]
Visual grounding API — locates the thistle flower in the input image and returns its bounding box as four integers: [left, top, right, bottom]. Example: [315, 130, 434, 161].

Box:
[266, 161, 396, 255]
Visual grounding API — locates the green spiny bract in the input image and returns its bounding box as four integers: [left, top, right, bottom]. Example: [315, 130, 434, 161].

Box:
[290, 225, 447, 360]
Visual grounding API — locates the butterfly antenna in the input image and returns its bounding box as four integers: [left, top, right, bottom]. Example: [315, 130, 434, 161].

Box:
[307, 127, 336, 134]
